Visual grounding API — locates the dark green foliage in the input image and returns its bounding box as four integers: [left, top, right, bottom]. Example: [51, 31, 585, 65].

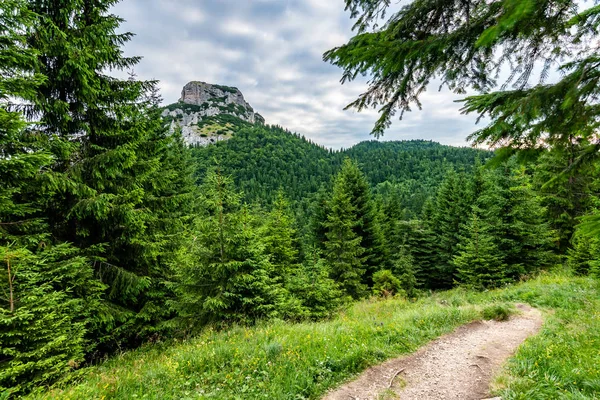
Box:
[390, 220, 436, 289]
[430, 170, 473, 288]
[191, 127, 491, 215]
[372, 270, 403, 297]
[533, 143, 599, 253]
[324, 167, 367, 299]
[18, 0, 198, 352]
[452, 161, 556, 288]
[334, 158, 387, 282]
[568, 213, 600, 277]
[308, 185, 331, 251]
[261, 190, 301, 284]
[454, 211, 508, 289]
[191, 125, 338, 206]
[567, 233, 599, 276]
[287, 248, 344, 320]
[390, 247, 418, 297]
[0, 2, 103, 393]
[480, 163, 557, 279]
[0, 246, 93, 396]
[173, 169, 285, 326]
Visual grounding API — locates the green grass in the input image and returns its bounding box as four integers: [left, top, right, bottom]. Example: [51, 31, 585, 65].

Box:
[27, 272, 599, 400]
[492, 274, 600, 399]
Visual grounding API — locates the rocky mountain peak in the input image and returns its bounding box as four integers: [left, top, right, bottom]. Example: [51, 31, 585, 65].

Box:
[162, 81, 264, 146]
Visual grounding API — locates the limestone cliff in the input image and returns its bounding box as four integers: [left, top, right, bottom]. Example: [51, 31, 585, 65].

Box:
[162, 81, 265, 146]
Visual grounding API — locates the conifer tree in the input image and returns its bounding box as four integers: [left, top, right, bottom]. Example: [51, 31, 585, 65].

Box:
[287, 246, 343, 320]
[393, 220, 437, 288]
[568, 206, 600, 276]
[324, 170, 367, 299]
[1, 2, 103, 391]
[476, 162, 556, 281]
[338, 158, 388, 280]
[19, 0, 197, 349]
[262, 190, 301, 285]
[567, 232, 599, 276]
[309, 185, 331, 251]
[454, 210, 508, 289]
[174, 169, 285, 326]
[431, 170, 473, 288]
[533, 143, 597, 253]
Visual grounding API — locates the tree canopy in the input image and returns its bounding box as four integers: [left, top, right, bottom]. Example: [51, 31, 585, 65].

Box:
[325, 0, 600, 152]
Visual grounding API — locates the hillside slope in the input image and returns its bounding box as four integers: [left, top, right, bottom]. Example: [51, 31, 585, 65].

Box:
[31, 273, 599, 400]
[190, 124, 492, 213]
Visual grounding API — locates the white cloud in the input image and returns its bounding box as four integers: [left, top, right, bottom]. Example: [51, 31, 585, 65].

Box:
[112, 0, 482, 149]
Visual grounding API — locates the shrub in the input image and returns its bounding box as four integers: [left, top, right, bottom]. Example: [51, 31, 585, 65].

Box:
[372, 270, 404, 298]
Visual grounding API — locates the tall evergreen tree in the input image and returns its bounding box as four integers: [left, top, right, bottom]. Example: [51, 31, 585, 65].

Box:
[568, 205, 600, 276]
[431, 170, 473, 288]
[287, 246, 343, 320]
[262, 190, 301, 285]
[18, 0, 197, 350]
[533, 143, 598, 253]
[478, 162, 556, 280]
[324, 170, 367, 299]
[309, 185, 331, 251]
[1, 2, 103, 392]
[392, 220, 436, 289]
[454, 210, 508, 289]
[337, 158, 388, 279]
[174, 169, 285, 326]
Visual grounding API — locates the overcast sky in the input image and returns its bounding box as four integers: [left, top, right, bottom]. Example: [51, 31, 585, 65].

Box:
[112, 0, 483, 149]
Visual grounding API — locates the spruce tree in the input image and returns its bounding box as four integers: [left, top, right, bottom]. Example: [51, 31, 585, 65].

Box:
[338, 158, 388, 280]
[567, 232, 599, 276]
[174, 169, 285, 326]
[507, 164, 555, 275]
[0, 3, 105, 392]
[262, 190, 301, 285]
[568, 206, 600, 276]
[309, 185, 332, 251]
[431, 170, 473, 288]
[19, 0, 197, 350]
[533, 143, 597, 253]
[287, 246, 343, 320]
[477, 162, 556, 280]
[324, 170, 367, 299]
[454, 210, 508, 289]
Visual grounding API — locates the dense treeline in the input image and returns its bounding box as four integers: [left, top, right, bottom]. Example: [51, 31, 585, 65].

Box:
[190, 126, 492, 217]
[1, 0, 600, 397]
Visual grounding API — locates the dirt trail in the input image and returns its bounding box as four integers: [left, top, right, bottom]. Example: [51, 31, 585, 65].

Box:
[323, 303, 542, 400]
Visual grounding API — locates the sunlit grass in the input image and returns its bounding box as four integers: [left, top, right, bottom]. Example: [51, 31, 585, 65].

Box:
[492, 273, 600, 400]
[27, 271, 599, 400]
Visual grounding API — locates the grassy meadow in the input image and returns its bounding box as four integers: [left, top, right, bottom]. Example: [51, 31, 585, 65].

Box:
[27, 271, 599, 400]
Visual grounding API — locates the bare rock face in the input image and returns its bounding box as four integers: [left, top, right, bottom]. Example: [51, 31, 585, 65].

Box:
[162, 81, 264, 146]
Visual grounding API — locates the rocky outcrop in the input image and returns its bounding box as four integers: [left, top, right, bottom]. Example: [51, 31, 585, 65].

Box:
[162, 81, 264, 146]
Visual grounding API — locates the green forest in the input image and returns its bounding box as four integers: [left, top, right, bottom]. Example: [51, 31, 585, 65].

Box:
[1, 0, 600, 398]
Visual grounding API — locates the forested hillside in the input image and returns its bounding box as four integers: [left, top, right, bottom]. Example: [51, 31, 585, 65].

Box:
[191, 125, 491, 217]
[2, 0, 600, 398]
